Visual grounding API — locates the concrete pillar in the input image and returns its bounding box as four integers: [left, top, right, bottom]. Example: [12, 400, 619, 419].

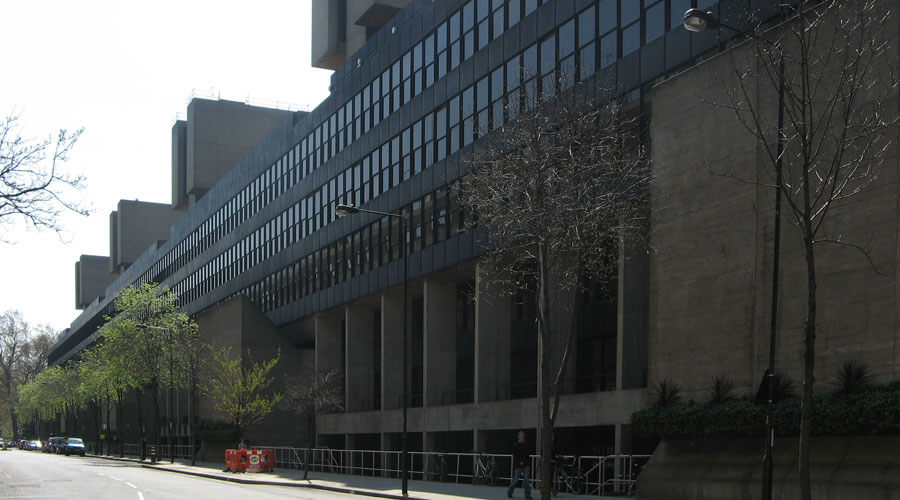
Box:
[474, 263, 512, 403]
[424, 280, 457, 406]
[617, 234, 650, 391]
[315, 313, 343, 376]
[381, 290, 404, 410]
[346, 304, 375, 412]
[474, 429, 487, 453]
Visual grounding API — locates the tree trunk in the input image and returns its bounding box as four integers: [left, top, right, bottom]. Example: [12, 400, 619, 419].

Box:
[94, 401, 102, 456]
[136, 389, 146, 460]
[105, 395, 111, 455]
[151, 377, 161, 455]
[536, 241, 554, 500]
[304, 412, 314, 479]
[117, 396, 124, 457]
[798, 234, 816, 500]
[9, 408, 18, 441]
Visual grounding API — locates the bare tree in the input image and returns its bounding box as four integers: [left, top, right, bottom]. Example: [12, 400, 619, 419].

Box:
[716, 0, 897, 497]
[460, 75, 648, 498]
[0, 112, 88, 237]
[284, 369, 343, 479]
[0, 311, 28, 437]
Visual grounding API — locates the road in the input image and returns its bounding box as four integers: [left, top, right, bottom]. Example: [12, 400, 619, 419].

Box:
[0, 449, 350, 500]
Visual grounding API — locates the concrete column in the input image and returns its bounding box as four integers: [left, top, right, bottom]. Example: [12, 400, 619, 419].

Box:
[617, 235, 650, 391]
[345, 304, 375, 412]
[424, 280, 457, 406]
[474, 429, 487, 453]
[315, 313, 343, 376]
[474, 262, 512, 403]
[381, 290, 404, 410]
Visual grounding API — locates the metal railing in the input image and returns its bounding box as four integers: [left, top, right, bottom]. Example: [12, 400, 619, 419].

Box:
[258, 446, 648, 496]
[119, 443, 195, 461]
[117, 442, 648, 495]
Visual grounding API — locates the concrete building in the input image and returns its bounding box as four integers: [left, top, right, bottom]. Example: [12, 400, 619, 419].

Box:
[48, 0, 734, 454]
[109, 200, 185, 275]
[171, 99, 297, 210]
[49, 0, 898, 466]
[74, 255, 113, 309]
[312, 0, 412, 71]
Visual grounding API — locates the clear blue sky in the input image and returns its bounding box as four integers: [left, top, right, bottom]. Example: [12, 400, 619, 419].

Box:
[0, 0, 332, 333]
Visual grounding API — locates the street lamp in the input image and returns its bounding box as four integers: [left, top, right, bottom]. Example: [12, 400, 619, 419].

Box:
[335, 203, 410, 497]
[137, 323, 176, 464]
[683, 10, 785, 500]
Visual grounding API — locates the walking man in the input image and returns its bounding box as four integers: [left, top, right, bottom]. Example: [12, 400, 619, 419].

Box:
[507, 430, 532, 499]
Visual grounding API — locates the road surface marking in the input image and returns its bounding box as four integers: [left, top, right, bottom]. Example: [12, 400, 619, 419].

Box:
[1, 470, 11, 479]
[126, 482, 137, 489]
[138, 493, 145, 500]
[110, 476, 122, 481]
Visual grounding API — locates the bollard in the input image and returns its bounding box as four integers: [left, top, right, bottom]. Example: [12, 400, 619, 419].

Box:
[150, 445, 158, 464]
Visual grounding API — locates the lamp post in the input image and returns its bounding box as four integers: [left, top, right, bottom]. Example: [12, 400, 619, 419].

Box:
[137, 323, 176, 464]
[683, 9, 784, 500]
[335, 203, 409, 497]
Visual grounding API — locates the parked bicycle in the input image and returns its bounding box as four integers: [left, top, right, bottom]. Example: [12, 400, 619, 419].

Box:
[472, 452, 498, 485]
[552, 456, 583, 495]
[427, 452, 448, 482]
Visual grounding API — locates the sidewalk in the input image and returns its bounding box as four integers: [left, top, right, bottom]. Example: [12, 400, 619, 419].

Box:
[88, 454, 632, 500]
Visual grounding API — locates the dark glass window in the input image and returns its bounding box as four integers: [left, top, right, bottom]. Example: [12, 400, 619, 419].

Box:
[645, 1, 665, 43]
[491, 66, 504, 101]
[509, 0, 520, 25]
[580, 43, 596, 80]
[620, 0, 640, 25]
[540, 36, 556, 75]
[598, 0, 617, 34]
[492, 6, 504, 39]
[600, 31, 617, 67]
[622, 22, 640, 56]
[477, 0, 489, 20]
[523, 43, 538, 78]
[559, 19, 575, 58]
[579, 7, 595, 47]
[507, 55, 521, 91]
[463, 1, 474, 31]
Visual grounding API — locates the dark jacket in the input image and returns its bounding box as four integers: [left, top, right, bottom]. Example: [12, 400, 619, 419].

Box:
[512, 440, 529, 468]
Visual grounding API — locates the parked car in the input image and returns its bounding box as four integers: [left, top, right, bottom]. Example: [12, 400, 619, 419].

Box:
[48, 437, 67, 454]
[28, 440, 42, 451]
[63, 438, 85, 456]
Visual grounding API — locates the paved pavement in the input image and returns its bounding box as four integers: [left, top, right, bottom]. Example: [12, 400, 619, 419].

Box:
[89, 453, 632, 500]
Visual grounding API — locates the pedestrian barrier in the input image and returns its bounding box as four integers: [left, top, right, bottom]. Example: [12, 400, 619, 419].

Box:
[224, 448, 274, 473]
[260, 446, 648, 496]
[123, 442, 647, 495]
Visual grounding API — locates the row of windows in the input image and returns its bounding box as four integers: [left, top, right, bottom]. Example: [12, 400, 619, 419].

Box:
[200, 181, 467, 313]
[136, 0, 696, 309]
[167, 0, 666, 309]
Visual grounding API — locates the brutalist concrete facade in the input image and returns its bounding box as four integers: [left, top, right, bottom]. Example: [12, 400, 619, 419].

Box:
[648, 4, 900, 401]
[74, 255, 113, 309]
[50, 0, 802, 454]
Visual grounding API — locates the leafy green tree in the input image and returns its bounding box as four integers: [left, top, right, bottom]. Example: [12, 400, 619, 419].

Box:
[205, 346, 282, 440]
[96, 283, 198, 455]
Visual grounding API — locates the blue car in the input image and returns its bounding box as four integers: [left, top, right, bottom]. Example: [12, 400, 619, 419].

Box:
[64, 438, 85, 456]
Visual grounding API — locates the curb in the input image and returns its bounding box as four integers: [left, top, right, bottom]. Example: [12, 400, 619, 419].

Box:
[87, 454, 426, 500]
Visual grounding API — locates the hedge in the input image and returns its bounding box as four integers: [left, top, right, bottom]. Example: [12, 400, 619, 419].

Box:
[631, 383, 900, 440]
